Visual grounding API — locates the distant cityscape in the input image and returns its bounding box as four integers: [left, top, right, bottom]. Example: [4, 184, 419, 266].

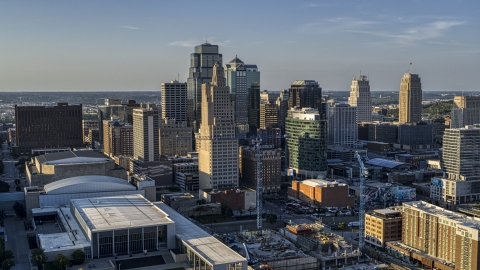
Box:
[1, 42, 480, 270]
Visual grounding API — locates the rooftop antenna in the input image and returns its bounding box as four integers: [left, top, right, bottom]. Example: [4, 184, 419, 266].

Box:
[409, 62, 412, 73]
[178, 72, 180, 82]
[206, 36, 208, 43]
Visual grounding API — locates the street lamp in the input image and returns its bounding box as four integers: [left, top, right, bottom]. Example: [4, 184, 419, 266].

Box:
[118, 263, 122, 270]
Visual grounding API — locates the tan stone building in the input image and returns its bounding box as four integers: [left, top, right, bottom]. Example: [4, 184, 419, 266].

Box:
[197, 62, 239, 190]
[365, 209, 402, 248]
[398, 73, 422, 124]
[386, 201, 480, 270]
[158, 118, 192, 156]
[288, 179, 354, 207]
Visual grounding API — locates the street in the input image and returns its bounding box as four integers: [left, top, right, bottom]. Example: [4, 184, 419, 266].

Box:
[3, 216, 31, 270]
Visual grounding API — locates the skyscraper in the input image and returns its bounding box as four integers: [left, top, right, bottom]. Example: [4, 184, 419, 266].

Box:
[133, 107, 159, 162]
[159, 119, 192, 156]
[398, 73, 422, 124]
[198, 62, 239, 190]
[326, 102, 358, 146]
[451, 96, 480, 128]
[259, 102, 279, 129]
[285, 107, 327, 179]
[161, 80, 187, 122]
[288, 80, 322, 112]
[225, 56, 260, 137]
[348, 75, 372, 123]
[187, 43, 222, 131]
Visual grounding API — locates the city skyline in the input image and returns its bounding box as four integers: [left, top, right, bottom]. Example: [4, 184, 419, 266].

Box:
[1, 1, 479, 92]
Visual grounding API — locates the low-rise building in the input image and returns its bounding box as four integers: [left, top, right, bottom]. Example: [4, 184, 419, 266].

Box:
[288, 179, 355, 208]
[239, 145, 282, 194]
[365, 209, 402, 248]
[201, 187, 256, 211]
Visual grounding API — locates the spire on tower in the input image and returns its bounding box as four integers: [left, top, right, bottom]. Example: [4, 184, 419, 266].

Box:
[211, 62, 225, 87]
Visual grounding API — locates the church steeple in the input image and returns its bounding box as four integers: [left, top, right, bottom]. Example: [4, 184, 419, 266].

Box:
[211, 61, 225, 87]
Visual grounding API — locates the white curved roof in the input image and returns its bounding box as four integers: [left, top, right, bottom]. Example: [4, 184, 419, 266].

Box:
[44, 176, 135, 195]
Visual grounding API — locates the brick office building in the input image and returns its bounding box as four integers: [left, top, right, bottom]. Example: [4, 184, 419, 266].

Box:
[14, 103, 83, 155]
[288, 179, 354, 207]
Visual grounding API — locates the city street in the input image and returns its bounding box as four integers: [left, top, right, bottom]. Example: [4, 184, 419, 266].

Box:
[3, 216, 31, 270]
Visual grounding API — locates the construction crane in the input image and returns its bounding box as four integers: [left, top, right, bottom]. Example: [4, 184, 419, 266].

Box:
[355, 151, 367, 259]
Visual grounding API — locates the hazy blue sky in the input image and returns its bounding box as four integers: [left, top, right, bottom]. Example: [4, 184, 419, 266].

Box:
[1, 1, 479, 92]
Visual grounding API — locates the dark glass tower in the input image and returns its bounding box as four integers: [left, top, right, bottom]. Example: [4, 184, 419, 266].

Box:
[187, 43, 222, 132]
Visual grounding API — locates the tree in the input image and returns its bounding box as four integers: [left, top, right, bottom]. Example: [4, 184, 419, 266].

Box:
[2, 258, 15, 270]
[14, 179, 20, 186]
[266, 214, 277, 224]
[4, 250, 14, 260]
[13, 202, 26, 218]
[338, 222, 346, 230]
[71, 249, 85, 265]
[53, 254, 69, 270]
[0, 181, 9, 193]
[30, 248, 48, 268]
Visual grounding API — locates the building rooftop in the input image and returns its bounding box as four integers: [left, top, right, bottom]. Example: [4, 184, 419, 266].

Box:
[36, 150, 110, 164]
[70, 194, 174, 231]
[155, 202, 247, 266]
[299, 179, 347, 187]
[43, 175, 135, 194]
[366, 158, 407, 169]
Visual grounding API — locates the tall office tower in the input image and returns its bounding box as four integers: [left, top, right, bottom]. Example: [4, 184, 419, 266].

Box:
[124, 100, 141, 125]
[225, 56, 260, 137]
[14, 103, 83, 155]
[239, 145, 282, 193]
[348, 75, 372, 123]
[98, 100, 128, 147]
[257, 127, 282, 149]
[326, 102, 358, 146]
[394, 201, 480, 270]
[451, 96, 480, 128]
[247, 82, 260, 134]
[120, 125, 133, 156]
[260, 90, 280, 104]
[286, 107, 327, 179]
[276, 89, 289, 131]
[398, 73, 422, 124]
[259, 101, 279, 129]
[159, 119, 192, 156]
[133, 107, 159, 162]
[288, 80, 322, 112]
[161, 80, 187, 122]
[187, 43, 223, 131]
[198, 62, 239, 190]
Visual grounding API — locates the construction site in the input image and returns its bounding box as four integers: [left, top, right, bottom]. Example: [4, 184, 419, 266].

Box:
[219, 226, 389, 270]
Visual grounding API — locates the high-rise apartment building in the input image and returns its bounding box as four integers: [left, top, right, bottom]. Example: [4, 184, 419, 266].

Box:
[365, 209, 402, 248]
[239, 145, 282, 194]
[398, 73, 422, 124]
[197, 62, 239, 190]
[326, 102, 358, 146]
[159, 119, 192, 156]
[259, 102, 279, 129]
[133, 107, 159, 162]
[451, 96, 480, 128]
[247, 82, 260, 135]
[14, 103, 83, 155]
[187, 43, 222, 131]
[430, 126, 480, 205]
[161, 80, 187, 122]
[225, 56, 260, 137]
[348, 75, 372, 123]
[285, 107, 327, 179]
[288, 80, 322, 112]
[386, 201, 480, 270]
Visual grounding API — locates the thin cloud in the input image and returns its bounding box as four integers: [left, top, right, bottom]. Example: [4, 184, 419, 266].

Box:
[299, 17, 380, 33]
[119, 25, 140, 30]
[169, 38, 232, 48]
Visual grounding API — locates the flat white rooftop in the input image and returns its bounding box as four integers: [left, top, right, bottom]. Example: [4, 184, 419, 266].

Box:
[155, 202, 247, 266]
[301, 179, 346, 187]
[71, 194, 174, 231]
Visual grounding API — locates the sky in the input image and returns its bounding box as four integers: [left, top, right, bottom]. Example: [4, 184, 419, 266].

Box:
[1, 0, 479, 92]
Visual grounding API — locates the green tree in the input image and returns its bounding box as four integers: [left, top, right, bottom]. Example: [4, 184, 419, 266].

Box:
[13, 202, 26, 218]
[0, 181, 9, 193]
[266, 214, 277, 224]
[30, 248, 48, 268]
[71, 249, 85, 265]
[4, 250, 14, 260]
[2, 258, 15, 270]
[338, 222, 346, 230]
[53, 254, 69, 270]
